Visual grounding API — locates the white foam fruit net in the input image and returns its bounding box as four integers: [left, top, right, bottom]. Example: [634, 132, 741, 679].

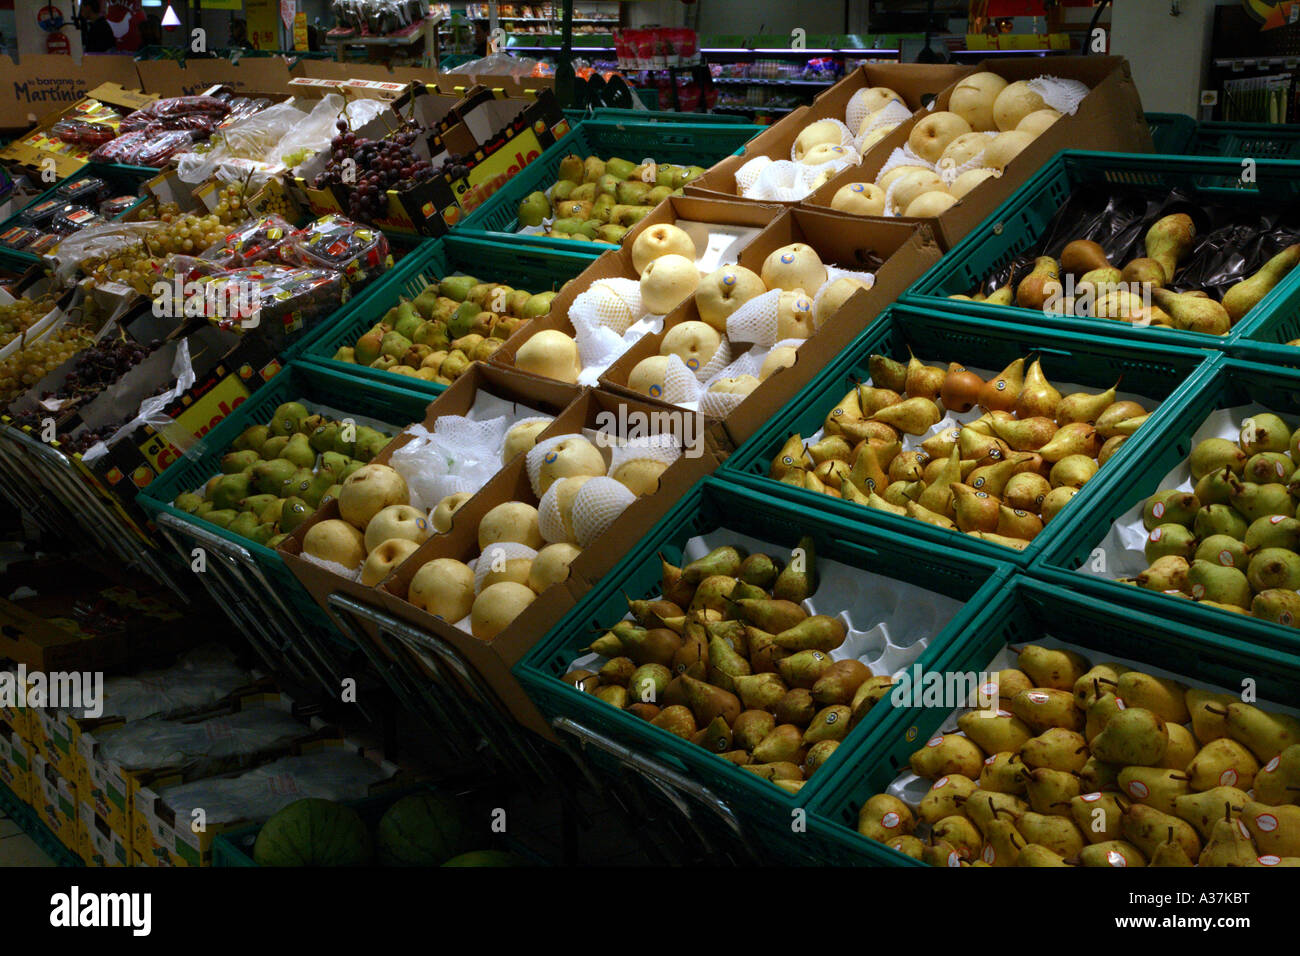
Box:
[744, 155, 858, 202]
[853, 99, 912, 145]
[846, 90, 907, 134]
[699, 350, 764, 419]
[656, 352, 706, 404]
[725, 288, 785, 346]
[606, 432, 682, 476]
[473, 542, 539, 593]
[733, 154, 773, 195]
[1028, 76, 1089, 115]
[571, 476, 638, 548]
[524, 433, 607, 499]
[813, 266, 877, 318]
[537, 478, 576, 543]
[569, 277, 658, 377]
[389, 414, 511, 512]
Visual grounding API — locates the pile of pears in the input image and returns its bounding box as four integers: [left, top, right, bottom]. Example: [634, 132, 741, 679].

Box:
[857, 643, 1300, 867]
[769, 353, 1148, 551]
[964, 212, 1300, 335]
[1132, 412, 1300, 627]
[331, 274, 558, 386]
[563, 538, 889, 791]
[171, 401, 390, 547]
[516, 153, 704, 244]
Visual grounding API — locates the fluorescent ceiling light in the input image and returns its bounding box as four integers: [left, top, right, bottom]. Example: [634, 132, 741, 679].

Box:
[162, 4, 181, 26]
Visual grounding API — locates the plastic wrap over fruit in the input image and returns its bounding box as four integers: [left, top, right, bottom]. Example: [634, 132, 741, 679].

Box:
[97, 707, 311, 771]
[388, 414, 510, 513]
[63, 645, 252, 722]
[852, 99, 912, 150]
[571, 476, 638, 548]
[155, 749, 392, 826]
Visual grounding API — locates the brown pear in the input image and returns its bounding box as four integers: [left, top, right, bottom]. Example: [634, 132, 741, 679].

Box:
[811, 659, 872, 705]
[1055, 384, 1117, 427]
[751, 723, 804, 763]
[1071, 791, 1128, 844]
[992, 416, 1058, 452]
[678, 674, 740, 726]
[870, 397, 942, 436]
[733, 710, 777, 752]
[904, 350, 946, 400]
[868, 353, 908, 392]
[1015, 359, 1062, 419]
[997, 506, 1044, 540]
[1036, 421, 1101, 462]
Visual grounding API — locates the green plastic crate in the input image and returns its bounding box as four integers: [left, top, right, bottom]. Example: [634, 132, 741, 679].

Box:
[456, 119, 762, 252]
[1194, 121, 1300, 159]
[136, 360, 434, 642]
[1144, 112, 1197, 155]
[212, 784, 547, 866]
[1033, 352, 1300, 655]
[720, 303, 1212, 569]
[901, 150, 1300, 352]
[0, 163, 153, 266]
[295, 234, 601, 398]
[514, 476, 1012, 858]
[805, 574, 1300, 866]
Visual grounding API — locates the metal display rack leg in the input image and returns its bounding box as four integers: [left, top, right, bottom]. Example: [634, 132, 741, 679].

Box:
[326, 593, 560, 789]
[550, 716, 762, 866]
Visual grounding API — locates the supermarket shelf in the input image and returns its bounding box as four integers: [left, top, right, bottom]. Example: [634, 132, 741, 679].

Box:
[712, 77, 836, 86]
[713, 104, 796, 115]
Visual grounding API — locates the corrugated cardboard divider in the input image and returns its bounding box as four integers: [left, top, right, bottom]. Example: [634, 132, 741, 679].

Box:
[487, 195, 785, 377]
[281, 383, 724, 740]
[800, 55, 1154, 249]
[685, 62, 974, 203]
[600, 209, 942, 447]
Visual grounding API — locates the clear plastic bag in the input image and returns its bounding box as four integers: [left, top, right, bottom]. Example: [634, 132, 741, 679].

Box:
[97, 707, 312, 772]
[278, 214, 388, 283]
[177, 101, 308, 184]
[65, 645, 252, 722]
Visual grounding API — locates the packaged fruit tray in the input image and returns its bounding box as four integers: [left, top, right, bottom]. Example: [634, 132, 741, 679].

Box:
[456, 119, 762, 252]
[720, 304, 1211, 568]
[0, 164, 153, 264]
[296, 234, 602, 398]
[902, 150, 1300, 351]
[1035, 354, 1300, 656]
[136, 361, 433, 642]
[514, 477, 1011, 856]
[806, 576, 1300, 867]
[1193, 121, 1300, 160]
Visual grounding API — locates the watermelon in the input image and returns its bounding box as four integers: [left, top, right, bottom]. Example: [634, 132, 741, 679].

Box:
[443, 850, 526, 867]
[376, 791, 468, 866]
[253, 798, 372, 867]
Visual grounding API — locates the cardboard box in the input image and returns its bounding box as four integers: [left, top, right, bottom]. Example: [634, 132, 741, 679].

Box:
[289, 80, 569, 236]
[283, 386, 725, 740]
[133, 736, 401, 867]
[0, 558, 187, 675]
[79, 800, 129, 867]
[0, 730, 31, 804]
[133, 57, 300, 98]
[77, 691, 326, 838]
[31, 752, 79, 853]
[0, 82, 157, 180]
[686, 62, 972, 204]
[488, 194, 785, 413]
[800, 55, 1153, 248]
[600, 208, 942, 447]
[0, 55, 145, 133]
[0, 668, 35, 743]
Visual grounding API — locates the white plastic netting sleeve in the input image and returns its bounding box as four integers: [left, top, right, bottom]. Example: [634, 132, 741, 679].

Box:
[525, 433, 606, 499]
[726, 287, 784, 345]
[813, 268, 876, 320]
[854, 99, 913, 142]
[537, 479, 576, 543]
[473, 542, 539, 593]
[664, 351, 707, 401]
[571, 477, 638, 547]
[605, 432, 682, 475]
[699, 351, 764, 418]
[938, 150, 991, 186]
[299, 551, 363, 580]
[1028, 76, 1089, 115]
[734, 154, 773, 194]
[846, 90, 908, 134]
[570, 278, 643, 335]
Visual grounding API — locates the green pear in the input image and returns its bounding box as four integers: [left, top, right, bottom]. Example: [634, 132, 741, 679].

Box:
[1071, 791, 1127, 844]
[268, 401, 308, 437]
[211, 473, 253, 512]
[231, 424, 270, 453]
[282, 433, 317, 469]
[204, 509, 238, 529]
[220, 449, 260, 474]
[1193, 504, 1248, 540]
[1091, 707, 1169, 766]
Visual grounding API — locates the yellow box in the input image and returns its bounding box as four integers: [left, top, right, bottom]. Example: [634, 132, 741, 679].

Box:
[0, 731, 31, 805]
[31, 753, 77, 849]
[0, 669, 33, 743]
[79, 801, 128, 867]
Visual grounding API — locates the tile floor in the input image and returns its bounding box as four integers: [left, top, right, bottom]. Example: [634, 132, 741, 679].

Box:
[0, 812, 55, 866]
